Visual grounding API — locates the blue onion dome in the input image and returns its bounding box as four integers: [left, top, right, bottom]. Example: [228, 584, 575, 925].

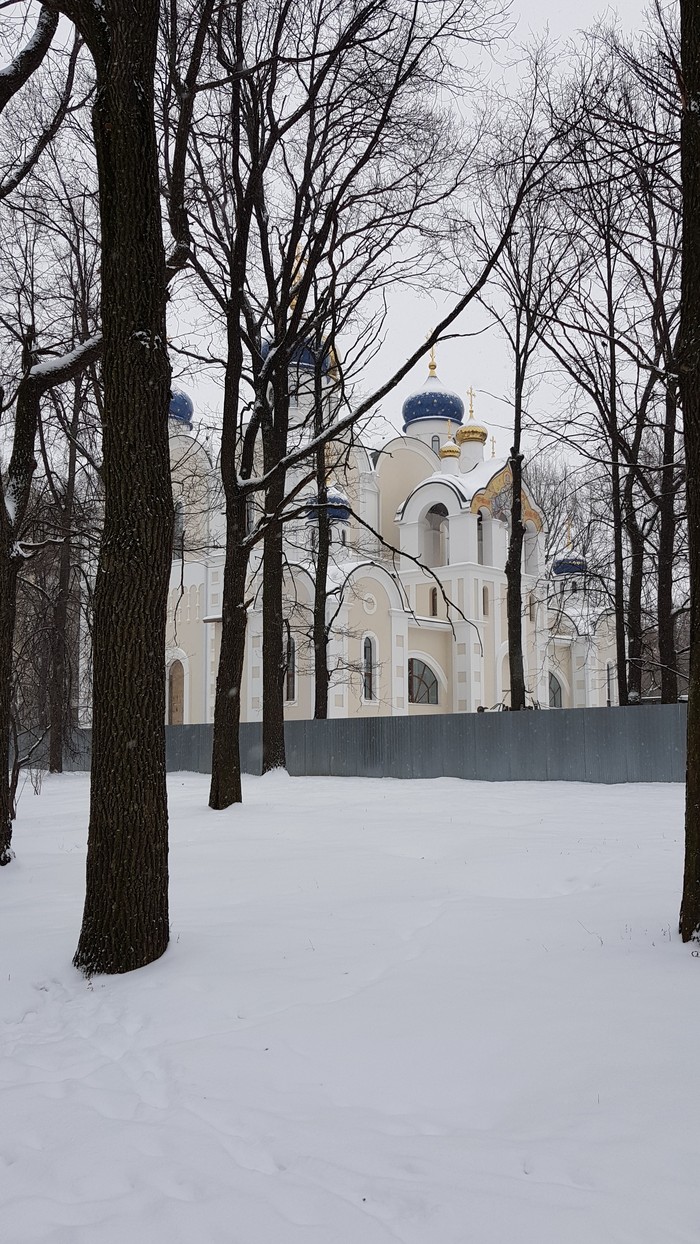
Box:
[402, 350, 465, 431]
[552, 551, 587, 576]
[261, 337, 332, 374]
[327, 483, 351, 523]
[306, 483, 351, 524]
[169, 389, 194, 429]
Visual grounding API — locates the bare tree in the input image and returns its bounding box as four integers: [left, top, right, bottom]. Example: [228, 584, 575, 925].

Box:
[678, 0, 700, 941]
[0, 6, 90, 861]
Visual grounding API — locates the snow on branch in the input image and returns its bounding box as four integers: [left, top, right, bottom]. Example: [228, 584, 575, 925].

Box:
[0, 8, 59, 114]
[28, 334, 102, 389]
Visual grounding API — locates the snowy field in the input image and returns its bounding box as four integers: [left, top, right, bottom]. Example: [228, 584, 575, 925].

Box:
[1, 771, 697, 1244]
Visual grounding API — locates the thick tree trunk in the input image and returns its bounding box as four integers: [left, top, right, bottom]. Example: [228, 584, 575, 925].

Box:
[657, 385, 679, 703]
[209, 503, 249, 808]
[261, 491, 286, 772]
[0, 558, 18, 864]
[505, 447, 526, 711]
[679, 0, 700, 941]
[73, 3, 172, 974]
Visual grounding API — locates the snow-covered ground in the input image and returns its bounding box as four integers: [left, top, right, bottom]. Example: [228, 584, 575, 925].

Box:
[1, 772, 696, 1243]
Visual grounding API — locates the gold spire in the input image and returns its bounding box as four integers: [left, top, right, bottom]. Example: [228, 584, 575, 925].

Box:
[467, 385, 475, 419]
[428, 343, 437, 376]
[491, 435, 496, 458]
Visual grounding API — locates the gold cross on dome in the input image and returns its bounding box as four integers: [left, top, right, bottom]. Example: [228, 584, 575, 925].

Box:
[467, 386, 475, 418]
[491, 435, 496, 458]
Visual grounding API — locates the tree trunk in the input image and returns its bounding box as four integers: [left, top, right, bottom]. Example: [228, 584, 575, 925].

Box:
[73, 2, 172, 974]
[0, 557, 18, 864]
[313, 446, 331, 719]
[261, 488, 286, 772]
[609, 444, 629, 706]
[657, 384, 679, 703]
[679, 0, 700, 941]
[209, 503, 249, 808]
[505, 447, 526, 711]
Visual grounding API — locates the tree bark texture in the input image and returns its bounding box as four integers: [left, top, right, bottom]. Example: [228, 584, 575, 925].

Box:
[0, 558, 19, 863]
[261, 491, 287, 772]
[313, 446, 331, 720]
[679, 0, 700, 941]
[505, 447, 526, 711]
[209, 504, 249, 808]
[72, 1, 172, 974]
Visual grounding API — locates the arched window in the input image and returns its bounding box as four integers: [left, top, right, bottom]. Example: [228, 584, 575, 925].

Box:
[172, 499, 185, 560]
[168, 660, 184, 724]
[408, 658, 438, 705]
[285, 635, 296, 702]
[424, 503, 449, 568]
[363, 636, 376, 700]
[431, 435, 440, 454]
[477, 512, 484, 565]
[549, 671, 563, 709]
[430, 586, 438, 617]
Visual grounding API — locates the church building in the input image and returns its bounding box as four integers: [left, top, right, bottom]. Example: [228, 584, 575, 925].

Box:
[164, 352, 616, 726]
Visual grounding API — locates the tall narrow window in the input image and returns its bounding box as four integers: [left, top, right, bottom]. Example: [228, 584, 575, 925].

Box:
[430, 586, 438, 617]
[482, 585, 489, 617]
[408, 658, 438, 705]
[432, 435, 440, 454]
[363, 636, 375, 700]
[549, 671, 563, 709]
[285, 636, 296, 702]
[477, 512, 484, 565]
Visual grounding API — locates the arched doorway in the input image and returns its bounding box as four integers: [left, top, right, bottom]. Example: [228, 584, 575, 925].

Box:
[168, 660, 185, 725]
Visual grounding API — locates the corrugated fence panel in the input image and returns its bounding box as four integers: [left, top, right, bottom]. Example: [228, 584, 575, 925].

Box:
[55, 704, 687, 784]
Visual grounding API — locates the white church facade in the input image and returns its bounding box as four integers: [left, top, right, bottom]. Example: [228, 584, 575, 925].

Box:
[164, 355, 617, 726]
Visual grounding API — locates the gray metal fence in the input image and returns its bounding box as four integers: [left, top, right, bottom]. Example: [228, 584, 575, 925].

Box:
[63, 703, 687, 783]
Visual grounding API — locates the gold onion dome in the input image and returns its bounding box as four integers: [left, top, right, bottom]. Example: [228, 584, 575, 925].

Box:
[456, 386, 488, 445]
[440, 422, 461, 459]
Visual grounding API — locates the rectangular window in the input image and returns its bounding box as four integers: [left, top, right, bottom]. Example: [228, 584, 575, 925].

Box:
[482, 585, 489, 618]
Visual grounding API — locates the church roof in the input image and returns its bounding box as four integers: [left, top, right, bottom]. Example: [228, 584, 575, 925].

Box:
[395, 458, 510, 520]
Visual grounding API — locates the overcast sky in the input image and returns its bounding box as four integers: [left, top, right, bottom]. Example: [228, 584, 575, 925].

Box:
[183, 0, 650, 460]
